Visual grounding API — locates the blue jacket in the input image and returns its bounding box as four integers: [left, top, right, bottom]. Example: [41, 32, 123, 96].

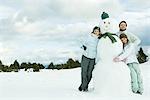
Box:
[81, 33, 99, 59]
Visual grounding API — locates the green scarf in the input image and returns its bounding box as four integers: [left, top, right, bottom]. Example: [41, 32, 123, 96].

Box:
[99, 32, 118, 43]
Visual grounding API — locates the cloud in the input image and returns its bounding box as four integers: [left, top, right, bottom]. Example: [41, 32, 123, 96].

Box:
[0, 5, 16, 19]
[11, 0, 125, 41]
[6, 0, 124, 20]
[47, 0, 124, 19]
[119, 0, 150, 11]
[0, 0, 149, 64]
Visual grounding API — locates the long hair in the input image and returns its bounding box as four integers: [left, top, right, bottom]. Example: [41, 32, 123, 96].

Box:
[119, 33, 129, 48]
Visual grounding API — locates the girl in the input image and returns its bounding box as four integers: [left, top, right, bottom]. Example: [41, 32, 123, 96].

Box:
[114, 33, 143, 95]
[79, 26, 101, 92]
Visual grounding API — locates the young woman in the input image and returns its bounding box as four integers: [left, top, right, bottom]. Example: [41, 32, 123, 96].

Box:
[78, 26, 101, 92]
[114, 33, 143, 95]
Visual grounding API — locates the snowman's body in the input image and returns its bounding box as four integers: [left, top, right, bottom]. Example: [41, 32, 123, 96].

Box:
[93, 16, 132, 96]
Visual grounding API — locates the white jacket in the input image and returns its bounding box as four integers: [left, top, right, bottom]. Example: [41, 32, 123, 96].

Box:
[81, 33, 99, 59]
[117, 31, 141, 47]
[118, 43, 139, 64]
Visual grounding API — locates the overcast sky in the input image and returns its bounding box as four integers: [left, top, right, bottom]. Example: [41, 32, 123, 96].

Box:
[0, 0, 150, 65]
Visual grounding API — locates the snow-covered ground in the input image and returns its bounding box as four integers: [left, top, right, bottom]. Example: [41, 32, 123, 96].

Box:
[0, 61, 150, 100]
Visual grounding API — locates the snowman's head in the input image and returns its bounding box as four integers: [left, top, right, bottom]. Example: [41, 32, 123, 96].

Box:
[100, 12, 118, 34]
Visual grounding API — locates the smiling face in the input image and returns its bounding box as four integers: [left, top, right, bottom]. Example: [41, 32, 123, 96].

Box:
[119, 22, 127, 31]
[93, 29, 101, 36]
[119, 33, 128, 44]
[121, 38, 128, 44]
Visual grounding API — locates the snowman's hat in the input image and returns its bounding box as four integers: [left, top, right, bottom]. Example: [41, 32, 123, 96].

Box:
[101, 12, 109, 20]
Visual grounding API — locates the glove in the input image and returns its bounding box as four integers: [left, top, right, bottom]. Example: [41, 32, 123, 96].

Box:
[82, 45, 87, 50]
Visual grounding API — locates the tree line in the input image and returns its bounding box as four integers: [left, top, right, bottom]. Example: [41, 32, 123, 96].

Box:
[0, 47, 148, 72]
[0, 58, 81, 72]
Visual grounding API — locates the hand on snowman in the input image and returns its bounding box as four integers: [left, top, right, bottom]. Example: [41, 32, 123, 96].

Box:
[113, 57, 127, 62]
[113, 57, 121, 62]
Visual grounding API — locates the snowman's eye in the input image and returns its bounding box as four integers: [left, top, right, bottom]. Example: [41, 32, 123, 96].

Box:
[104, 22, 106, 24]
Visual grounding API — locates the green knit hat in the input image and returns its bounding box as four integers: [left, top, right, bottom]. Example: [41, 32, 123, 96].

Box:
[101, 12, 109, 20]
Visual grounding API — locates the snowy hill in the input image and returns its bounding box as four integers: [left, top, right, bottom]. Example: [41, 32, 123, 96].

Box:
[0, 61, 150, 100]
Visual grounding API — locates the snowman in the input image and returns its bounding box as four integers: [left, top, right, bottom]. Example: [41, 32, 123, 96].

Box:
[92, 12, 132, 96]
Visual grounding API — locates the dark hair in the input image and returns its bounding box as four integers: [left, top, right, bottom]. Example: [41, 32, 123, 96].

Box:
[92, 26, 101, 33]
[119, 21, 127, 27]
[119, 33, 129, 48]
[119, 33, 128, 39]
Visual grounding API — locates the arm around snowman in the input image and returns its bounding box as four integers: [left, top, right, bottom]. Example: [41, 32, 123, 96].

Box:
[114, 43, 135, 62]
